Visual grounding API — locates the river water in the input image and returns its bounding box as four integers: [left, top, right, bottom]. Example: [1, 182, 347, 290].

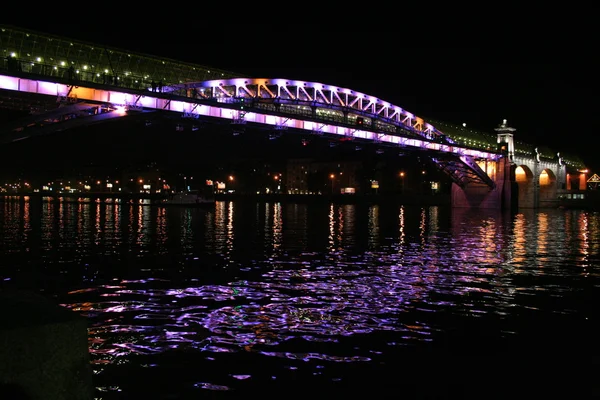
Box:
[1, 197, 599, 399]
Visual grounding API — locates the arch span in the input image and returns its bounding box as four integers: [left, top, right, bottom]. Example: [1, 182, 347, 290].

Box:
[166, 78, 455, 145]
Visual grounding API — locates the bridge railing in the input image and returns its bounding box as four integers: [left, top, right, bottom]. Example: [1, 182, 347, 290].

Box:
[1, 56, 157, 92]
[1, 25, 241, 90]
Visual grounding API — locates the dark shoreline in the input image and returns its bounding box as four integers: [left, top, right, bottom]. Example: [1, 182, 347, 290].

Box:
[0, 192, 451, 206]
[1, 191, 598, 209]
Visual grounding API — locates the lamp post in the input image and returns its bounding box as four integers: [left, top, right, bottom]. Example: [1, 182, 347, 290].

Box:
[228, 175, 234, 193]
[330, 173, 335, 194]
[400, 172, 405, 194]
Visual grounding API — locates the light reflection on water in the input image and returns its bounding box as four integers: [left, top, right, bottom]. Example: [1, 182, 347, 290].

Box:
[1, 197, 600, 398]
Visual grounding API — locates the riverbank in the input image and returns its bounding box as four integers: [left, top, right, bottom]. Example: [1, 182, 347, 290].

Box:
[1, 191, 597, 209]
[217, 193, 451, 206]
[0, 191, 451, 206]
[558, 191, 600, 210]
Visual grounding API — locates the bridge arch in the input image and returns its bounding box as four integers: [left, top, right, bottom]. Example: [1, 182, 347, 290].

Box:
[515, 164, 560, 209]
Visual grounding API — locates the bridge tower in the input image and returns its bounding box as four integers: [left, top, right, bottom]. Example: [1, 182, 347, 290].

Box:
[495, 119, 515, 163]
[495, 119, 518, 211]
[450, 120, 520, 210]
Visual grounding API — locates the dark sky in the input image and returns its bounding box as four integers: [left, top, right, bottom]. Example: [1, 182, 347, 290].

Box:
[5, 19, 598, 171]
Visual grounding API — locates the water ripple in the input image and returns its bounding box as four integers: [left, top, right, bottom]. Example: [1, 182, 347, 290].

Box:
[2, 200, 599, 397]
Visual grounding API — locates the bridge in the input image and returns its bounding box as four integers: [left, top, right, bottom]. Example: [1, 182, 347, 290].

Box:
[0, 25, 588, 210]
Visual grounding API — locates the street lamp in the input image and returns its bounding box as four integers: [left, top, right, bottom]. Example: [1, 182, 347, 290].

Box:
[274, 173, 283, 193]
[330, 173, 335, 194]
[399, 172, 405, 194]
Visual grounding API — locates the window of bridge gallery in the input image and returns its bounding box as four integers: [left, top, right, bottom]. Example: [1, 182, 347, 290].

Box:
[476, 160, 497, 179]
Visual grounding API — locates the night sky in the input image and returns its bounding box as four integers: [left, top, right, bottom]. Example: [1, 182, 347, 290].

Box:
[3, 19, 598, 172]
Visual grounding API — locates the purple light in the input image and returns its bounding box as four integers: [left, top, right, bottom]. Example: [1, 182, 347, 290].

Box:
[1, 75, 501, 160]
[0, 74, 20, 90]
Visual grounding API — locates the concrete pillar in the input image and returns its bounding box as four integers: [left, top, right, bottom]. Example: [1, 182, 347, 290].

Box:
[0, 290, 93, 400]
[533, 148, 541, 208]
[497, 157, 517, 212]
[450, 157, 515, 210]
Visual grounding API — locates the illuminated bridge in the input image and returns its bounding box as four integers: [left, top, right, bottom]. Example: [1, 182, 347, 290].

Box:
[0, 25, 588, 210]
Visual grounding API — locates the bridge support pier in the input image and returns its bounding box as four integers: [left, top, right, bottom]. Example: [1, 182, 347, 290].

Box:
[451, 120, 524, 211]
[451, 157, 517, 211]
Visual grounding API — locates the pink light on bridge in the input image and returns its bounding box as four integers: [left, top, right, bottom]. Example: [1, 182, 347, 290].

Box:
[138, 96, 156, 108]
[114, 105, 127, 115]
[0, 74, 19, 91]
[169, 100, 186, 112]
[108, 92, 128, 105]
[352, 130, 369, 140]
[38, 81, 60, 95]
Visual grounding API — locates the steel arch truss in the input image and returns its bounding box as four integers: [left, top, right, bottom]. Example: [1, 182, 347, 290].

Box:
[166, 78, 456, 144]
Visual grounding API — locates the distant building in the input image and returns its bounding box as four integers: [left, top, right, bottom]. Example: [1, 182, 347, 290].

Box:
[285, 159, 312, 194]
[121, 163, 162, 193]
[286, 159, 363, 194]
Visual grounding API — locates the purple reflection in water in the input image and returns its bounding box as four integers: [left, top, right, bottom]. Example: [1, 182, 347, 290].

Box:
[2, 199, 598, 397]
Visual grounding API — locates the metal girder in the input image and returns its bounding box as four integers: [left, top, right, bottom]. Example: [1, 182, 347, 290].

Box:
[0, 89, 59, 113]
[0, 108, 129, 144]
[0, 98, 157, 144]
[0, 102, 108, 135]
[431, 154, 496, 189]
[166, 78, 457, 145]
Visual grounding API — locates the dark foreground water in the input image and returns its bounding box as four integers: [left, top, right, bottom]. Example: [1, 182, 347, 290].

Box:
[1, 197, 600, 399]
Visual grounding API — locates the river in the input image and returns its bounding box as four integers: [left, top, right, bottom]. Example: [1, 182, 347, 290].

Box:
[1, 197, 599, 398]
